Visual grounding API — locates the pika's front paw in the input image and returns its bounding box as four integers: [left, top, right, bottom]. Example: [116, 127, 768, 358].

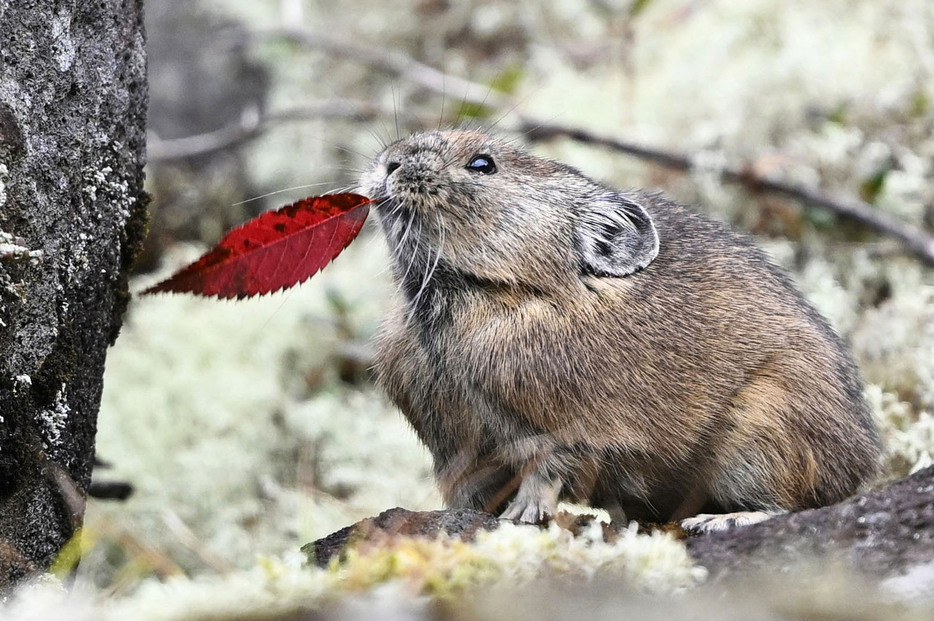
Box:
[680, 510, 783, 534]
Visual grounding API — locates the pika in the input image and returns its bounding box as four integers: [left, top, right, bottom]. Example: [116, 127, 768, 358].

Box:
[359, 129, 881, 532]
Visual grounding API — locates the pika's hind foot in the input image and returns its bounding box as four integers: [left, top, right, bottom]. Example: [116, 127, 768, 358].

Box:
[680, 510, 784, 534]
[500, 473, 562, 524]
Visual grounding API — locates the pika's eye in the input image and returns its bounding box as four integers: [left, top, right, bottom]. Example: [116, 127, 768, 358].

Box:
[466, 154, 497, 174]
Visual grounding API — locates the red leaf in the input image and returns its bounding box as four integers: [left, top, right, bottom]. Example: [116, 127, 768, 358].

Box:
[142, 193, 371, 299]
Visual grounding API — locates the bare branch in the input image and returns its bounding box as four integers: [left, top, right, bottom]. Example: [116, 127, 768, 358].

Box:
[521, 121, 934, 266]
[250, 27, 510, 110]
[147, 100, 384, 162]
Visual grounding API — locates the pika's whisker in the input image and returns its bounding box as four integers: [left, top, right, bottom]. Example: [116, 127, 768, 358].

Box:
[399, 214, 423, 287]
[412, 214, 445, 313]
[327, 183, 359, 196]
[233, 182, 334, 206]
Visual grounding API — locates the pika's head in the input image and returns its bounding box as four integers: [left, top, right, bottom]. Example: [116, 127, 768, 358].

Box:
[359, 129, 659, 292]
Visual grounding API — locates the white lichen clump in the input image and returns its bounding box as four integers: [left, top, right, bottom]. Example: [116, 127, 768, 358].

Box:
[0, 575, 95, 621]
[0, 230, 43, 265]
[37, 383, 69, 449]
[854, 287, 934, 412]
[472, 521, 705, 594]
[50, 10, 76, 72]
[98, 556, 331, 621]
[0, 163, 8, 208]
[868, 386, 934, 477]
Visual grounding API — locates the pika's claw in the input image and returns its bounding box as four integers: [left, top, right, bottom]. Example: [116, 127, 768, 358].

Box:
[681, 510, 784, 534]
[500, 473, 562, 524]
[500, 497, 552, 524]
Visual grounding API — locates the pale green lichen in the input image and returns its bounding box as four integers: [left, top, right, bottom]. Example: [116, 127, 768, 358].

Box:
[98, 556, 332, 621]
[868, 385, 934, 478]
[853, 287, 934, 413]
[471, 522, 705, 595]
[74, 522, 699, 619]
[329, 521, 703, 598]
[331, 536, 500, 597]
[7, 522, 699, 618]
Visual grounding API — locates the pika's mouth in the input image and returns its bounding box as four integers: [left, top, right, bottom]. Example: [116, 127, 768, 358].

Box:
[368, 193, 397, 214]
[364, 180, 407, 217]
[373, 196, 415, 225]
[357, 163, 392, 208]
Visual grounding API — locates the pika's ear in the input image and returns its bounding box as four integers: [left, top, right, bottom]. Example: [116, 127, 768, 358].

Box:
[575, 194, 659, 277]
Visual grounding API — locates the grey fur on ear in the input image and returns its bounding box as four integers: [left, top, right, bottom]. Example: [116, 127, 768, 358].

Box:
[576, 193, 660, 277]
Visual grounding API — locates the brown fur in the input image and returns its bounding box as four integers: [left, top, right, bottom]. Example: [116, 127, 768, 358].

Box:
[358, 129, 881, 523]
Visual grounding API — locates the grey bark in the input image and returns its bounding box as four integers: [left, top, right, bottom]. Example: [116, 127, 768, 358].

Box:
[0, 0, 148, 586]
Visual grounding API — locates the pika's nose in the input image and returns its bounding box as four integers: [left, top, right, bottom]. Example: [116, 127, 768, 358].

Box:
[386, 161, 401, 175]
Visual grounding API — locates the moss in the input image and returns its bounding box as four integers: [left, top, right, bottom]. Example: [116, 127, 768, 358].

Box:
[331, 536, 500, 598]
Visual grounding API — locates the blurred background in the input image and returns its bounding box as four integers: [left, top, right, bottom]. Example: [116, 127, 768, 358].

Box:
[78, 0, 934, 593]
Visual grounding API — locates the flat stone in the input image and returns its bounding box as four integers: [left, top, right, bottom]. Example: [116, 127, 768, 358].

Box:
[686, 465, 934, 579]
[304, 507, 502, 567]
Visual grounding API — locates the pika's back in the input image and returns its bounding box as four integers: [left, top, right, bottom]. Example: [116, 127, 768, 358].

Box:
[361, 129, 881, 526]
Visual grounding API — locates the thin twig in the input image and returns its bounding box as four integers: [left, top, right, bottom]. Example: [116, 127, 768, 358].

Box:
[147, 100, 384, 162]
[521, 121, 934, 266]
[251, 27, 509, 110]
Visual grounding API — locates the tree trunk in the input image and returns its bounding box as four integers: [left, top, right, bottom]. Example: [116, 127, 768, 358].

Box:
[0, 0, 148, 586]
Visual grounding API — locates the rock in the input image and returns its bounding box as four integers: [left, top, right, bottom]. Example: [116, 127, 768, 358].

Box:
[686, 465, 934, 579]
[304, 507, 501, 567]
[308, 467, 934, 582]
